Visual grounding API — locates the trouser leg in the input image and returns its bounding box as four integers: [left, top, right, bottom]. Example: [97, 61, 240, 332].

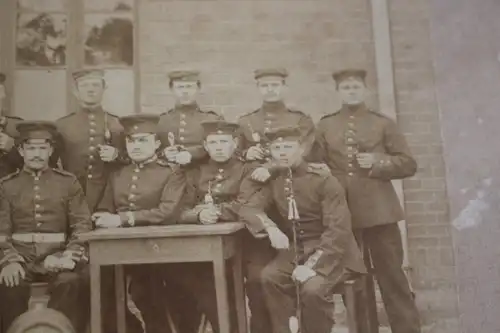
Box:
[47, 266, 90, 333]
[0, 283, 30, 333]
[366, 223, 421, 333]
[243, 234, 276, 333]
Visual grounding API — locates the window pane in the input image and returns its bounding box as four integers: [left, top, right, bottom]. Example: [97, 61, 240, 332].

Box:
[101, 70, 135, 117]
[14, 70, 67, 121]
[16, 13, 67, 67]
[84, 0, 134, 12]
[18, 0, 66, 12]
[84, 13, 133, 66]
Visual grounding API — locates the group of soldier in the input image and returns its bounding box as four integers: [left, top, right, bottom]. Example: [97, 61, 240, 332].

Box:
[0, 66, 421, 333]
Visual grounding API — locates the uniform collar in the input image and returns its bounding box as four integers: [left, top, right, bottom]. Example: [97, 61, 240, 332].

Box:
[79, 104, 104, 114]
[132, 155, 158, 169]
[23, 166, 51, 178]
[208, 155, 239, 170]
[175, 102, 198, 112]
[279, 161, 308, 177]
[340, 103, 368, 115]
[261, 101, 287, 113]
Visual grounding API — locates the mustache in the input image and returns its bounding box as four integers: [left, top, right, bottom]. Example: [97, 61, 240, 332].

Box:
[29, 158, 44, 162]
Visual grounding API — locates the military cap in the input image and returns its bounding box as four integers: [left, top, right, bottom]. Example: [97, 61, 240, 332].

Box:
[201, 120, 240, 137]
[265, 127, 302, 143]
[119, 113, 160, 135]
[332, 69, 367, 83]
[0, 73, 6, 83]
[254, 68, 289, 80]
[72, 69, 105, 81]
[168, 70, 200, 82]
[16, 121, 58, 142]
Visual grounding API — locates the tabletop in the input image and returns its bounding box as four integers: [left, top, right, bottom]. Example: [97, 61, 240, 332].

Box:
[78, 222, 245, 241]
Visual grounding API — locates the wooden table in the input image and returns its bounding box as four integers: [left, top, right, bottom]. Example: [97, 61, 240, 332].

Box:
[79, 222, 247, 333]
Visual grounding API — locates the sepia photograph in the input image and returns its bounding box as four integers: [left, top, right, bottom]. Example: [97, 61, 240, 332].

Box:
[0, 0, 498, 333]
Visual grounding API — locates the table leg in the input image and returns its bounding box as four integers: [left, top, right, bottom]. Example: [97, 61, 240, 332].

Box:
[90, 263, 101, 333]
[214, 243, 231, 333]
[115, 265, 127, 333]
[232, 236, 247, 333]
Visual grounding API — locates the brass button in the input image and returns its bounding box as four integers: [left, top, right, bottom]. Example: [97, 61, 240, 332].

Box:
[264, 127, 270, 132]
[128, 194, 135, 200]
[348, 163, 353, 168]
[132, 176, 138, 181]
[88, 165, 93, 170]
[218, 169, 224, 173]
[179, 137, 185, 141]
[348, 172, 354, 176]
[35, 204, 41, 209]
[88, 114, 95, 120]
[89, 137, 95, 142]
[34, 186, 40, 191]
[36, 223, 42, 227]
[180, 120, 186, 126]
[179, 128, 185, 133]
[129, 203, 136, 209]
[89, 155, 94, 160]
[131, 184, 137, 189]
[35, 195, 41, 200]
[34, 176, 39, 181]
[89, 129, 96, 134]
[89, 146, 96, 152]
[35, 213, 42, 219]
[88, 174, 93, 179]
[180, 114, 186, 119]
[216, 174, 223, 180]
[134, 168, 140, 173]
[89, 121, 96, 127]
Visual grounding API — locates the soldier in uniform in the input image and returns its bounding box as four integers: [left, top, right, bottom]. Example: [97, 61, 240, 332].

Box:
[158, 70, 223, 168]
[0, 121, 91, 333]
[313, 69, 421, 333]
[94, 113, 186, 333]
[165, 120, 288, 333]
[54, 69, 141, 333]
[0, 72, 24, 179]
[236, 68, 321, 333]
[259, 127, 366, 333]
[55, 69, 125, 213]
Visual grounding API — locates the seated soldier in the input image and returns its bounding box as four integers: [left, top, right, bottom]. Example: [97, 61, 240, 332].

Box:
[92, 113, 186, 333]
[0, 121, 91, 333]
[258, 127, 367, 333]
[162, 120, 289, 333]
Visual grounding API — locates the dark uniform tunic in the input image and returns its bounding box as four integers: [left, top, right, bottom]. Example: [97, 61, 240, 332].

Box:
[157, 104, 223, 166]
[261, 163, 366, 333]
[0, 168, 91, 333]
[237, 101, 316, 161]
[97, 157, 186, 333]
[314, 104, 421, 333]
[168, 157, 273, 333]
[55, 106, 125, 212]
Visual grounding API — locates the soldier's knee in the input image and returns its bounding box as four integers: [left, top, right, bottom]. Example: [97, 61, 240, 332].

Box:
[260, 264, 280, 286]
[53, 271, 85, 287]
[301, 276, 327, 304]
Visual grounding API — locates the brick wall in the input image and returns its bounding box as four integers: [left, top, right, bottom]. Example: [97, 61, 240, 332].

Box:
[388, 0, 459, 331]
[138, 0, 377, 121]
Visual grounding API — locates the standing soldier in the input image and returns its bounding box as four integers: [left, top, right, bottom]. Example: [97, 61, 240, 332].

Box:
[237, 68, 316, 167]
[260, 127, 366, 333]
[54, 69, 142, 333]
[0, 121, 91, 333]
[314, 69, 421, 333]
[236, 69, 317, 333]
[94, 113, 186, 333]
[158, 70, 223, 168]
[0, 72, 24, 178]
[55, 69, 125, 212]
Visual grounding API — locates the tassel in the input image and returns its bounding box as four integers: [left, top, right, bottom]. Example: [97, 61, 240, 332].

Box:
[291, 196, 300, 220]
[288, 197, 294, 220]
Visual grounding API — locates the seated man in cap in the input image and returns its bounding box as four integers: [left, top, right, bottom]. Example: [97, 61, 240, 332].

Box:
[93, 114, 186, 333]
[259, 127, 366, 333]
[158, 70, 223, 168]
[163, 120, 289, 333]
[0, 121, 91, 333]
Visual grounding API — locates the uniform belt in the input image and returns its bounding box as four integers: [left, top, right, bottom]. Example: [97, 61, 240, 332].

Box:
[11, 233, 66, 243]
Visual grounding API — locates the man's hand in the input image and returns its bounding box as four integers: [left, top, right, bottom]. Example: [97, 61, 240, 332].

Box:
[356, 153, 378, 169]
[198, 207, 220, 225]
[246, 145, 266, 161]
[292, 265, 317, 283]
[251, 167, 271, 183]
[0, 262, 25, 287]
[266, 226, 289, 250]
[164, 146, 180, 162]
[44, 255, 76, 272]
[98, 145, 118, 162]
[175, 151, 192, 165]
[0, 133, 14, 152]
[307, 163, 331, 176]
[95, 213, 122, 228]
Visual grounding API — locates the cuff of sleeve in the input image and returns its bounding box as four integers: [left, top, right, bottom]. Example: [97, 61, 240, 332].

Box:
[180, 209, 203, 224]
[0, 251, 25, 268]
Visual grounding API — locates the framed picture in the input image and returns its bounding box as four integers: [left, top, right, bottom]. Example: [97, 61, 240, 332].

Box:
[84, 0, 134, 12]
[17, 0, 66, 12]
[16, 12, 67, 67]
[84, 13, 133, 67]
